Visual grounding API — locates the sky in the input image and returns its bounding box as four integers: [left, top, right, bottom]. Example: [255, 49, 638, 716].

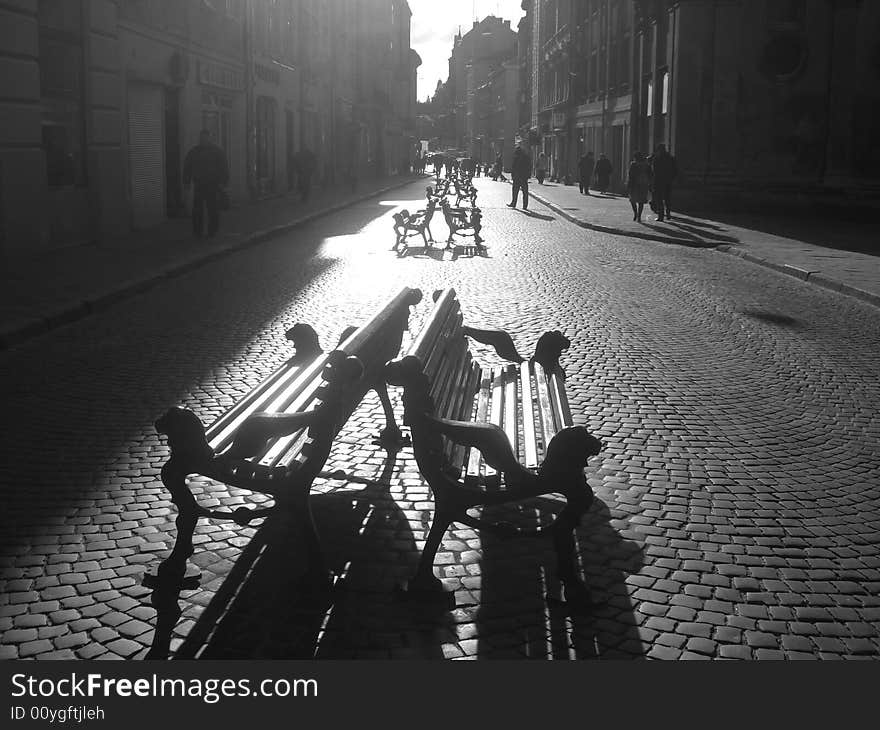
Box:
[409, 0, 526, 102]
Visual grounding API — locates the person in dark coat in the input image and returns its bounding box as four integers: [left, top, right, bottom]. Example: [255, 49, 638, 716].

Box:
[295, 146, 317, 202]
[507, 146, 531, 210]
[650, 144, 678, 221]
[578, 151, 595, 195]
[627, 151, 652, 222]
[183, 129, 229, 238]
[594, 153, 612, 193]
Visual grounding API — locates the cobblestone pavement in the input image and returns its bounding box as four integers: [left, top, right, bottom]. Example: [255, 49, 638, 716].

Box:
[1, 177, 879, 660]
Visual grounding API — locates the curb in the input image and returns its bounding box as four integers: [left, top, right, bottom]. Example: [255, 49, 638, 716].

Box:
[529, 187, 880, 310]
[715, 245, 880, 309]
[0, 177, 419, 351]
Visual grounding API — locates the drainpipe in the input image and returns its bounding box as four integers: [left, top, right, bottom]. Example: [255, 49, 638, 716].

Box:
[703, 1, 716, 186]
[820, 1, 836, 185]
[244, 0, 256, 200]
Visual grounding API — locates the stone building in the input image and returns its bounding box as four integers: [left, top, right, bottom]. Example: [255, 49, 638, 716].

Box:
[516, 0, 880, 195]
[0, 0, 418, 256]
[0, 0, 129, 254]
[633, 0, 880, 193]
[446, 16, 518, 153]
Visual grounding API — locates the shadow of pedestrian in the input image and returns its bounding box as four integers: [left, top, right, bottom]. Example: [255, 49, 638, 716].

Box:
[472, 496, 645, 659]
[665, 220, 739, 244]
[518, 210, 555, 221]
[640, 221, 719, 248]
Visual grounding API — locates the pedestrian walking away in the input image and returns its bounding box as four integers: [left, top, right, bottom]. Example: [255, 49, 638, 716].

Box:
[183, 129, 230, 239]
[578, 151, 595, 195]
[536, 152, 547, 185]
[627, 151, 652, 222]
[650, 144, 678, 221]
[507, 145, 531, 210]
[295, 146, 317, 203]
[595, 153, 612, 193]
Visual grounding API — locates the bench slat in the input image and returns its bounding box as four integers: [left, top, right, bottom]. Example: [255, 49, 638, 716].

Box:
[411, 289, 458, 364]
[465, 367, 492, 482]
[205, 362, 304, 443]
[441, 349, 472, 421]
[548, 372, 573, 428]
[449, 361, 481, 477]
[441, 351, 474, 465]
[209, 354, 332, 455]
[484, 366, 506, 484]
[424, 312, 463, 388]
[533, 364, 558, 459]
[520, 365, 539, 469]
[431, 333, 468, 419]
[503, 364, 519, 466]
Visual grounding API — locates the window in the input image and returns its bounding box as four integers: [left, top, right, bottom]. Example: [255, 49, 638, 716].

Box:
[660, 70, 669, 114]
[38, 0, 85, 188]
[645, 79, 653, 117]
[201, 92, 232, 162]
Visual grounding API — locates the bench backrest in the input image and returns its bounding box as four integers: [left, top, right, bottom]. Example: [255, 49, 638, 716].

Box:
[204, 287, 422, 485]
[396, 289, 573, 483]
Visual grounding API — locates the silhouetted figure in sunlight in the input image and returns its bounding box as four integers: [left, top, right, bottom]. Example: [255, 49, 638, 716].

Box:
[595, 153, 612, 193]
[536, 152, 547, 185]
[627, 151, 652, 222]
[651, 144, 678, 221]
[507, 146, 530, 209]
[578, 151, 595, 195]
[183, 129, 229, 239]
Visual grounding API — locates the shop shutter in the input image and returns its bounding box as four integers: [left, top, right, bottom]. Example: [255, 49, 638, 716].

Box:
[127, 84, 165, 229]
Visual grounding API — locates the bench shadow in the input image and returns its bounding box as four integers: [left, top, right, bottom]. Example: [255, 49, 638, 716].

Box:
[168, 447, 453, 659]
[473, 496, 645, 659]
[450, 244, 490, 260]
[395, 244, 446, 260]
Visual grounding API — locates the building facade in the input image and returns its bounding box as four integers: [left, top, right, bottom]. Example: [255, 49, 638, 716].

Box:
[512, 0, 880, 194]
[1, 0, 418, 256]
[445, 16, 518, 155]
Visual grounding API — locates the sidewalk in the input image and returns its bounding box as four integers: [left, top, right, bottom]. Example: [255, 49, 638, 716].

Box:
[0, 176, 422, 349]
[526, 181, 880, 308]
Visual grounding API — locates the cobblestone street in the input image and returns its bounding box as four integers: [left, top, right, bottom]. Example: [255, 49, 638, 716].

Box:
[1, 176, 878, 661]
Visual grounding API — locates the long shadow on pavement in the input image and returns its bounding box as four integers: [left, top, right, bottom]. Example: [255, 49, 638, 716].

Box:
[473, 496, 645, 659]
[174, 444, 452, 659]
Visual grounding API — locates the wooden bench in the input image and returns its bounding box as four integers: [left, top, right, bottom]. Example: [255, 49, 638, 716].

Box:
[148, 287, 422, 649]
[384, 289, 603, 609]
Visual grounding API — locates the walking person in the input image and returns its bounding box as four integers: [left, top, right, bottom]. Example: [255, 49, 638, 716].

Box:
[595, 153, 612, 193]
[183, 129, 229, 239]
[578, 151, 595, 195]
[296, 145, 317, 202]
[536, 152, 547, 185]
[650, 144, 678, 221]
[507, 145, 531, 210]
[627, 151, 652, 222]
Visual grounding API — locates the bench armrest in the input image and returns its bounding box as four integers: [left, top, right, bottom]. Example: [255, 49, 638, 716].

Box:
[425, 415, 531, 482]
[224, 410, 323, 459]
